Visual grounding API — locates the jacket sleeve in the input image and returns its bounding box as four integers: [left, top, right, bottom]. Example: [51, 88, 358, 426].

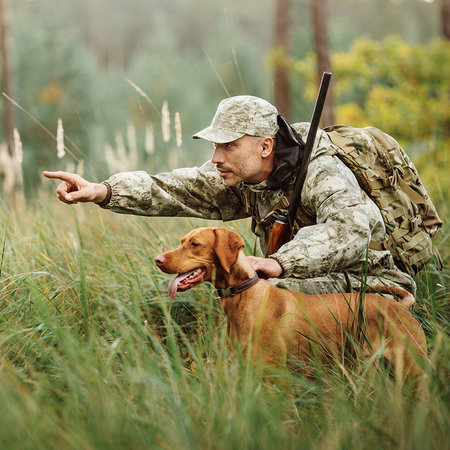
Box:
[270, 153, 386, 278]
[100, 160, 249, 221]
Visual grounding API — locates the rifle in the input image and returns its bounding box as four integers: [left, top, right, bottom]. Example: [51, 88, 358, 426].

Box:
[265, 72, 332, 257]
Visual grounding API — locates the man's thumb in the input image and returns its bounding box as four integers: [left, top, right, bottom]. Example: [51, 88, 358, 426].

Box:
[65, 190, 86, 202]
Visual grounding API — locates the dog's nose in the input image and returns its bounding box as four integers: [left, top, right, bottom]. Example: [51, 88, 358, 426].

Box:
[154, 255, 165, 267]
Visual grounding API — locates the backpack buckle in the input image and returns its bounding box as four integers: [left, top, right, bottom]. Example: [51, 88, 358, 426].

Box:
[409, 215, 422, 231]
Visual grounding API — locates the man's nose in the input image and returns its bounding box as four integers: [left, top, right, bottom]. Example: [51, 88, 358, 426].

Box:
[154, 255, 166, 267]
[212, 146, 224, 164]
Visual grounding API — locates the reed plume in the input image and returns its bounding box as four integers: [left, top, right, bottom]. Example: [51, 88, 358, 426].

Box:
[175, 112, 182, 148]
[0, 142, 15, 196]
[56, 118, 65, 158]
[145, 124, 155, 155]
[162, 101, 171, 143]
[12, 129, 25, 209]
[127, 123, 138, 166]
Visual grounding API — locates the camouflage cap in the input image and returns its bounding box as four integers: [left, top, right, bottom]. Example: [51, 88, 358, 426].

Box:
[192, 95, 279, 143]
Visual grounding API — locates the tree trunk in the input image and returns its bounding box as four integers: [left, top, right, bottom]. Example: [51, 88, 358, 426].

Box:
[443, 0, 450, 39]
[274, 0, 292, 118]
[0, 0, 14, 155]
[0, 0, 23, 208]
[310, 0, 334, 126]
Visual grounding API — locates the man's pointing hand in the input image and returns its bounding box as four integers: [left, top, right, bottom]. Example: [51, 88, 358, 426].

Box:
[43, 171, 108, 205]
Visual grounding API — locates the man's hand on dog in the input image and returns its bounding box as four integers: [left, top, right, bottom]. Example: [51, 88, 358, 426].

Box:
[43, 171, 107, 205]
[246, 256, 283, 278]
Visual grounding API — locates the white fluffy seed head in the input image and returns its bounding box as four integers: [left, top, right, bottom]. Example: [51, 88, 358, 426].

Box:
[56, 118, 65, 158]
[162, 101, 171, 143]
[175, 112, 182, 148]
[0, 142, 15, 195]
[127, 123, 138, 167]
[115, 132, 127, 164]
[145, 124, 155, 155]
[13, 128, 23, 164]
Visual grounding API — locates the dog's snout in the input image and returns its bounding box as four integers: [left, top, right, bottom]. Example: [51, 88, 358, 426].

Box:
[154, 255, 166, 267]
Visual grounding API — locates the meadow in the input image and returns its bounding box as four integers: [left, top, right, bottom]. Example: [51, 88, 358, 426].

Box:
[0, 196, 447, 449]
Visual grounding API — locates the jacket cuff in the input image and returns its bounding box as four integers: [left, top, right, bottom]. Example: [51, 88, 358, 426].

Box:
[97, 181, 112, 207]
[268, 253, 288, 278]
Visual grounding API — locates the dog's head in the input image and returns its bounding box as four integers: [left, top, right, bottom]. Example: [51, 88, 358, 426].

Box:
[155, 227, 245, 298]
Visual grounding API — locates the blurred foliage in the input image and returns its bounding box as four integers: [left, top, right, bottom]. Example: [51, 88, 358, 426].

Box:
[290, 37, 450, 209]
[3, 0, 272, 191]
[11, 25, 97, 190]
[0, 0, 446, 204]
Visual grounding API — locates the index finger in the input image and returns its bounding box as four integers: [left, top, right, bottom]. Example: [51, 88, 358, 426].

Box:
[43, 171, 78, 182]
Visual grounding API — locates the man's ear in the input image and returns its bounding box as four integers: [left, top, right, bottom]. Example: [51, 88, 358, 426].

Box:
[213, 228, 245, 273]
[260, 137, 275, 158]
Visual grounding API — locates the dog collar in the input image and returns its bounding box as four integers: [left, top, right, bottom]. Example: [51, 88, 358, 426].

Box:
[216, 274, 260, 298]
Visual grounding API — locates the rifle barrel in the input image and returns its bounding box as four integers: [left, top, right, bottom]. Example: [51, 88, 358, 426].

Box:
[287, 72, 332, 236]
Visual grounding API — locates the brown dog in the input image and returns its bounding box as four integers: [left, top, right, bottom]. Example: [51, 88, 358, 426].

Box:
[155, 227, 427, 379]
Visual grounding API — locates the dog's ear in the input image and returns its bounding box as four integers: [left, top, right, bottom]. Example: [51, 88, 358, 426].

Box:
[213, 228, 245, 273]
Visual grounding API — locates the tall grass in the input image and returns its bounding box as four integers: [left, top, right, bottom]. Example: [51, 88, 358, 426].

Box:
[0, 198, 448, 449]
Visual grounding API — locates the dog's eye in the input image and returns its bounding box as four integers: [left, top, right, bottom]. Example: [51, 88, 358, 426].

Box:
[190, 242, 200, 248]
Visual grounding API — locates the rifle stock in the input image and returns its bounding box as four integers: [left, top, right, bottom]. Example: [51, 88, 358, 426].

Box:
[265, 212, 290, 256]
[265, 72, 332, 257]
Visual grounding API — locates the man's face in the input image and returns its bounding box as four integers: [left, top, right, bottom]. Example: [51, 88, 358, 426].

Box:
[211, 135, 270, 186]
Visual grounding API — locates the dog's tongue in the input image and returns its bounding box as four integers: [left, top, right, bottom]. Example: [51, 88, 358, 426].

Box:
[168, 269, 197, 299]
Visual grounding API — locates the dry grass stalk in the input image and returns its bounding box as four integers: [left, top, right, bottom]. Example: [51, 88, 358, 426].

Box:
[125, 78, 160, 117]
[168, 150, 178, 169]
[105, 127, 139, 173]
[13, 128, 23, 165]
[0, 142, 15, 197]
[162, 101, 171, 143]
[65, 162, 76, 174]
[76, 159, 84, 177]
[175, 112, 182, 148]
[127, 123, 138, 166]
[13, 129, 24, 187]
[145, 124, 155, 155]
[67, 230, 80, 251]
[56, 118, 65, 158]
[12, 129, 25, 209]
[104, 144, 119, 174]
[115, 132, 127, 165]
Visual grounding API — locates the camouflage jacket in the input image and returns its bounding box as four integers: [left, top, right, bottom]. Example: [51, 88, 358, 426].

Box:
[101, 123, 414, 287]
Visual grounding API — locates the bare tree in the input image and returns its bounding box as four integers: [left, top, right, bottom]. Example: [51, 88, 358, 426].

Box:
[443, 0, 450, 39]
[0, 0, 14, 154]
[310, 0, 334, 126]
[274, 0, 292, 118]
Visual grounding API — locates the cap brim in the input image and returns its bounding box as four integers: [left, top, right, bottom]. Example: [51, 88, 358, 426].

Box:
[192, 126, 245, 144]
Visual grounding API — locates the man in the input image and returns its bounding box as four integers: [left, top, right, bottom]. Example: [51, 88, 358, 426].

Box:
[44, 95, 415, 295]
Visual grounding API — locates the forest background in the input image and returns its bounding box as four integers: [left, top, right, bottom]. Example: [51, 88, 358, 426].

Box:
[0, 1, 448, 448]
[0, 0, 449, 210]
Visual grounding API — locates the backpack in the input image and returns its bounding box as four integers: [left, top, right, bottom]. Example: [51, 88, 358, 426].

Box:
[323, 125, 443, 275]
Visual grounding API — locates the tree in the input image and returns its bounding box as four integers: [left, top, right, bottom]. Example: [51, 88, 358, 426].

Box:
[310, 0, 334, 126]
[443, 0, 450, 40]
[0, 0, 14, 154]
[292, 37, 450, 205]
[273, 0, 292, 118]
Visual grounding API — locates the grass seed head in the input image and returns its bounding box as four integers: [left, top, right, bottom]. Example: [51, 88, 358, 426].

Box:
[162, 101, 171, 143]
[0, 142, 15, 194]
[175, 112, 182, 148]
[56, 118, 65, 158]
[127, 123, 138, 165]
[13, 128, 23, 165]
[145, 124, 155, 155]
